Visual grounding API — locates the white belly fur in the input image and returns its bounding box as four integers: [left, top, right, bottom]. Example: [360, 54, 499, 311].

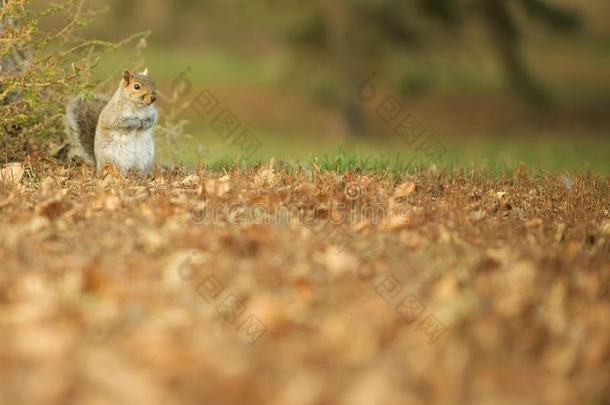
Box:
[99, 130, 155, 175]
[95, 104, 157, 176]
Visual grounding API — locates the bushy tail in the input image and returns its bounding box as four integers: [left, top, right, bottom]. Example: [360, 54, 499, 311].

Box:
[65, 94, 109, 165]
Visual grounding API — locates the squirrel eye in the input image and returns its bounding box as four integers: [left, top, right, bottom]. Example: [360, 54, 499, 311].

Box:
[134, 83, 141, 90]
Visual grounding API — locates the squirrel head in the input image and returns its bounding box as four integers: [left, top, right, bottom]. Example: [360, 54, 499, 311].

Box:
[120, 69, 157, 107]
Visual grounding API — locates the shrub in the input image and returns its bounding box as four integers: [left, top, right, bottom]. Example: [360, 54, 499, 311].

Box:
[0, 0, 148, 162]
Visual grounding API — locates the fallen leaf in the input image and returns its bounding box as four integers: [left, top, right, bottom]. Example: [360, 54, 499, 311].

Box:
[320, 248, 358, 276]
[468, 210, 487, 221]
[495, 191, 512, 210]
[384, 208, 423, 231]
[393, 181, 416, 199]
[600, 219, 610, 236]
[95, 192, 122, 211]
[0, 162, 24, 185]
[137, 228, 166, 253]
[102, 163, 123, 178]
[181, 175, 201, 187]
[0, 192, 16, 208]
[254, 167, 276, 188]
[36, 198, 71, 220]
[205, 177, 231, 197]
[525, 218, 543, 228]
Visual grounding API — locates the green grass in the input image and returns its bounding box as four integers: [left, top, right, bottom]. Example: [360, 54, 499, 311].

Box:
[96, 45, 609, 175]
[155, 128, 610, 175]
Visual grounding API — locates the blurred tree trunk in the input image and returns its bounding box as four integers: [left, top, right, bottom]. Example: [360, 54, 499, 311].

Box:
[322, 0, 366, 137]
[478, 0, 549, 104]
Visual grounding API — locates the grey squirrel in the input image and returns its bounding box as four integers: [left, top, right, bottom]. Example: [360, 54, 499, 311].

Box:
[65, 69, 158, 177]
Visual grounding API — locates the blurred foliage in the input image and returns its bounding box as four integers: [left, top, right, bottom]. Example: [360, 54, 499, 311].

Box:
[97, 0, 582, 135]
[269, 0, 581, 132]
[0, 0, 147, 161]
[2, 0, 604, 168]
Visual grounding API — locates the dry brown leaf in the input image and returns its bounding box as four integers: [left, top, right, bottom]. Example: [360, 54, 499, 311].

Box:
[600, 219, 610, 236]
[39, 177, 55, 195]
[254, 167, 276, 188]
[204, 176, 231, 197]
[0, 162, 24, 185]
[95, 192, 122, 211]
[494, 261, 537, 316]
[1, 159, 608, 405]
[384, 207, 423, 231]
[469, 209, 486, 221]
[525, 218, 543, 228]
[2, 216, 51, 248]
[181, 175, 201, 187]
[385, 214, 410, 230]
[36, 198, 71, 220]
[137, 228, 166, 253]
[0, 192, 16, 208]
[248, 294, 287, 332]
[495, 191, 512, 210]
[393, 181, 416, 199]
[352, 221, 371, 233]
[102, 163, 123, 178]
[320, 248, 358, 276]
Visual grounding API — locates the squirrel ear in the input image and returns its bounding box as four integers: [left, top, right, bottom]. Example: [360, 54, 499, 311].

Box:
[122, 70, 131, 85]
[142, 68, 149, 76]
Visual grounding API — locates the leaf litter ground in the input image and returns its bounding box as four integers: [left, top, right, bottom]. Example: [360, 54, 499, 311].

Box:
[0, 159, 609, 404]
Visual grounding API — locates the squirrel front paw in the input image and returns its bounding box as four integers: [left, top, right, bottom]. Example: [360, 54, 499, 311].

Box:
[139, 116, 156, 130]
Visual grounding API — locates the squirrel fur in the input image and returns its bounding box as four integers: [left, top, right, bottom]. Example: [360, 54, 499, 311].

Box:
[65, 69, 158, 177]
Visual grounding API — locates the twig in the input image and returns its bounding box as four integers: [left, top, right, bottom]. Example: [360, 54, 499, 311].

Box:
[50, 0, 85, 41]
[59, 30, 150, 58]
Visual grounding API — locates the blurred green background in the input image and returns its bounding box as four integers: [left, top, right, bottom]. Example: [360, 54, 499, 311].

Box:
[85, 0, 609, 173]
